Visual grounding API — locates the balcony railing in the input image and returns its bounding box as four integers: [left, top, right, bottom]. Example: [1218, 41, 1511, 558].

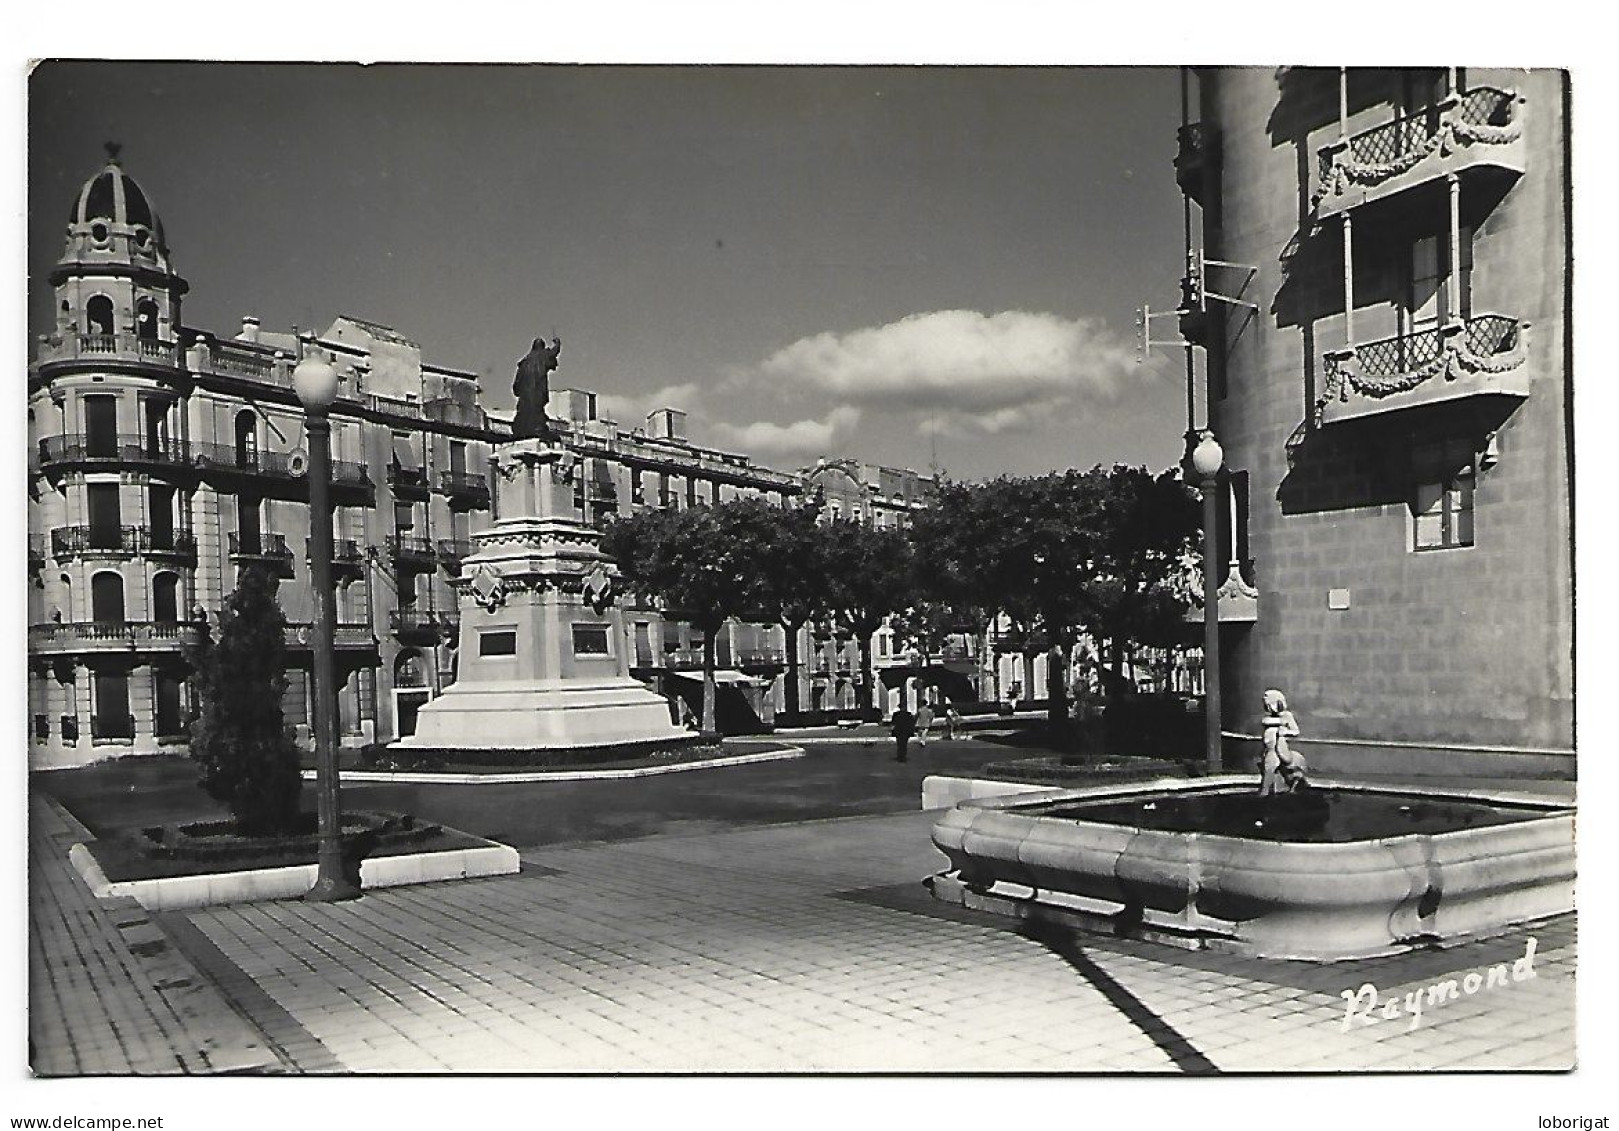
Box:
[388, 533, 438, 567]
[196, 339, 293, 386]
[1320, 314, 1529, 424]
[228, 531, 294, 574]
[1316, 87, 1524, 215]
[389, 609, 455, 637]
[30, 620, 199, 651]
[192, 441, 370, 488]
[50, 525, 197, 562]
[35, 333, 181, 370]
[437, 469, 490, 503]
[305, 537, 365, 568]
[389, 463, 431, 494]
[737, 648, 787, 667]
[37, 433, 191, 472]
[284, 622, 376, 649]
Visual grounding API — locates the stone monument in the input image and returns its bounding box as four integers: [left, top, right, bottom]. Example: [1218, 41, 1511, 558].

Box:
[392, 344, 686, 755]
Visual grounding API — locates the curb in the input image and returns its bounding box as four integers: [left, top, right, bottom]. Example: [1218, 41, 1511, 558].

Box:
[301, 744, 805, 785]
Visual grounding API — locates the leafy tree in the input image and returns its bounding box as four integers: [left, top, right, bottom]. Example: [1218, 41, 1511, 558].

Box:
[187, 566, 304, 836]
[603, 499, 780, 735]
[752, 500, 832, 721]
[821, 521, 913, 718]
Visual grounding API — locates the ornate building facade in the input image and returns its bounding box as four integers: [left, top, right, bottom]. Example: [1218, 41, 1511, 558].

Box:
[27, 150, 956, 768]
[1178, 68, 1572, 776]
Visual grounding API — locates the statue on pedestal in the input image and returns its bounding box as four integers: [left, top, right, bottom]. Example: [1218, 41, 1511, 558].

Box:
[512, 335, 562, 440]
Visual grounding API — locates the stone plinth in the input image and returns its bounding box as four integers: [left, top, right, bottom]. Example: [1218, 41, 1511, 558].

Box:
[393, 438, 686, 752]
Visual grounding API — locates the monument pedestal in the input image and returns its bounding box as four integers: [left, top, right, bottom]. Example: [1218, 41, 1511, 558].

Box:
[392, 438, 687, 753]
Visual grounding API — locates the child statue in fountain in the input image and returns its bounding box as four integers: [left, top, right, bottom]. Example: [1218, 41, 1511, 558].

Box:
[1258, 688, 1308, 796]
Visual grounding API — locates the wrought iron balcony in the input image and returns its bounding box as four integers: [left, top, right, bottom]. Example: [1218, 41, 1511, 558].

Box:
[29, 619, 199, 653]
[388, 533, 438, 568]
[50, 525, 197, 563]
[192, 441, 370, 488]
[305, 537, 365, 569]
[228, 530, 294, 575]
[437, 468, 490, 504]
[35, 332, 182, 371]
[36, 433, 191, 474]
[1319, 313, 1530, 426]
[388, 462, 431, 495]
[1316, 87, 1526, 217]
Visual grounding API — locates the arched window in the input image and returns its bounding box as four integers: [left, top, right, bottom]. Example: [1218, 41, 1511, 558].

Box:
[234, 410, 257, 469]
[394, 650, 426, 688]
[90, 571, 125, 625]
[86, 295, 115, 337]
[135, 298, 159, 341]
[152, 573, 180, 624]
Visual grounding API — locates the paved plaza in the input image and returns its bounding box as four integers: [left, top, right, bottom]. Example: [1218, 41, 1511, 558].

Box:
[28, 744, 1577, 1075]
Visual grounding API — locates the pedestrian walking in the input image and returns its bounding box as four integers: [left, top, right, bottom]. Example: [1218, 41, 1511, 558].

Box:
[915, 699, 934, 747]
[942, 704, 960, 741]
[890, 706, 916, 763]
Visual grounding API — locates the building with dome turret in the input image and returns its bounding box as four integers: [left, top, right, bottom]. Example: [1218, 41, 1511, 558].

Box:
[26, 148, 814, 769]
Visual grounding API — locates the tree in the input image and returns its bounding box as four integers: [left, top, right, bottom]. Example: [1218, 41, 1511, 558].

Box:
[187, 565, 304, 836]
[752, 500, 832, 722]
[603, 499, 780, 736]
[821, 521, 913, 719]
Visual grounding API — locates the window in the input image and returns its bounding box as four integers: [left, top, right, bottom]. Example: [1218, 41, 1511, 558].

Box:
[1402, 226, 1473, 340]
[478, 630, 517, 657]
[86, 295, 114, 336]
[1411, 439, 1476, 551]
[84, 395, 118, 459]
[572, 624, 611, 657]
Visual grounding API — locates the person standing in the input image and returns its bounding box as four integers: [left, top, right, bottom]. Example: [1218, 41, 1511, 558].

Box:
[890, 706, 916, 763]
[915, 698, 934, 748]
[942, 704, 961, 741]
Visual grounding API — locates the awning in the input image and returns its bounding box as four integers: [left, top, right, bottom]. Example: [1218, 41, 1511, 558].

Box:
[670, 669, 761, 686]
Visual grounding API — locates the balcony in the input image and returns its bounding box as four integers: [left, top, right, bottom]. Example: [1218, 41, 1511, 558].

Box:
[284, 622, 377, 650]
[193, 339, 293, 387]
[1319, 314, 1530, 427]
[228, 530, 295, 576]
[34, 332, 182, 373]
[192, 441, 370, 490]
[388, 462, 431, 497]
[737, 648, 787, 669]
[389, 608, 454, 639]
[29, 620, 200, 654]
[1315, 87, 1526, 219]
[437, 538, 475, 574]
[388, 533, 438, 570]
[37, 433, 191, 475]
[437, 468, 490, 506]
[306, 537, 366, 572]
[1174, 121, 1219, 205]
[50, 525, 197, 564]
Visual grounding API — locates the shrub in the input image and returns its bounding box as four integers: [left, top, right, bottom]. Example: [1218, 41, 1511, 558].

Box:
[187, 566, 304, 836]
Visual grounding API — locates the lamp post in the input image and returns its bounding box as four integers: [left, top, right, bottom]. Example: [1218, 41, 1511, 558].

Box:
[294, 344, 360, 902]
[1191, 430, 1225, 773]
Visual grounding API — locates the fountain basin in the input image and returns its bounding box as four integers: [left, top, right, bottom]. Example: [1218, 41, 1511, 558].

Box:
[928, 776, 1574, 960]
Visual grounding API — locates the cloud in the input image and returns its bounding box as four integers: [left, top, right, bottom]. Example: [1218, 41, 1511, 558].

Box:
[594, 382, 702, 427]
[757, 309, 1143, 436]
[710, 406, 860, 463]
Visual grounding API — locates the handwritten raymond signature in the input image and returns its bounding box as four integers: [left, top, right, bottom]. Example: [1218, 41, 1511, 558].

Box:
[1339, 937, 1538, 1033]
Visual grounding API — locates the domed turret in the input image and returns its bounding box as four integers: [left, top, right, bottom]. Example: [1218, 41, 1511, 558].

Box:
[49, 143, 186, 340]
[58, 143, 173, 272]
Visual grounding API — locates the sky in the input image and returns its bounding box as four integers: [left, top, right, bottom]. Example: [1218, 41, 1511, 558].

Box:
[28, 61, 1191, 480]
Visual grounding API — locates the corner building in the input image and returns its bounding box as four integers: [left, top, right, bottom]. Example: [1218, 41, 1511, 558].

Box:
[1182, 68, 1572, 776]
[26, 151, 803, 769]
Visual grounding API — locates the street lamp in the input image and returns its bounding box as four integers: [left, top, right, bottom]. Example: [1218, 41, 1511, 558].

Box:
[294, 343, 360, 902]
[1190, 430, 1225, 773]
